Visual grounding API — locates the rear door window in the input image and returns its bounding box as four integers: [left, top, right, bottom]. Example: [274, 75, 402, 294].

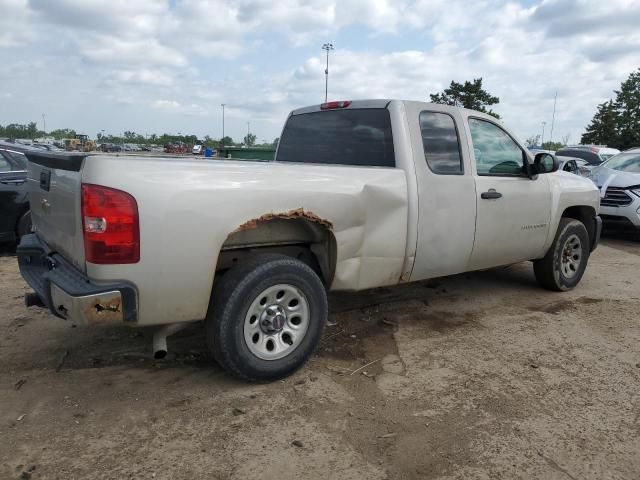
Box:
[419, 111, 463, 174]
[276, 108, 395, 167]
[0, 150, 27, 171]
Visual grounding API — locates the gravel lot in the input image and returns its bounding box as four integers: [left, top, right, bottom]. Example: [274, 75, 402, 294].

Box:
[1, 235, 639, 480]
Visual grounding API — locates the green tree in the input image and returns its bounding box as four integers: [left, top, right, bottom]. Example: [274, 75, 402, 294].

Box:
[49, 128, 76, 140]
[220, 135, 233, 146]
[430, 78, 500, 118]
[542, 141, 564, 151]
[581, 100, 618, 146]
[581, 68, 640, 150]
[614, 69, 640, 149]
[243, 133, 256, 146]
[525, 135, 541, 147]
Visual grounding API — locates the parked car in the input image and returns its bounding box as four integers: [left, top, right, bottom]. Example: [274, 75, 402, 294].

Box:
[17, 100, 601, 381]
[0, 142, 31, 243]
[100, 143, 122, 153]
[558, 156, 591, 176]
[31, 143, 65, 152]
[588, 148, 640, 231]
[192, 144, 205, 155]
[556, 145, 620, 166]
[529, 148, 591, 177]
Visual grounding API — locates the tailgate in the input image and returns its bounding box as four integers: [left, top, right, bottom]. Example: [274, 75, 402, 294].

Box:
[25, 151, 86, 271]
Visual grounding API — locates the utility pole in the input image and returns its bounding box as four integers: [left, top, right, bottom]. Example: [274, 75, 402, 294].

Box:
[221, 104, 226, 146]
[541, 121, 546, 147]
[247, 122, 251, 146]
[549, 91, 558, 144]
[322, 43, 334, 102]
[42, 113, 46, 137]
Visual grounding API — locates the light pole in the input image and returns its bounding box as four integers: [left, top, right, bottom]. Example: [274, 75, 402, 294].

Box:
[322, 43, 334, 103]
[541, 121, 546, 147]
[247, 122, 250, 145]
[549, 91, 558, 144]
[42, 113, 46, 137]
[221, 103, 226, 146]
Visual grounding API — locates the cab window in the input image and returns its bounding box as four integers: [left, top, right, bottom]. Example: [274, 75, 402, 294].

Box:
[469, 118, 525, 176]
[419, 111, 463, 174]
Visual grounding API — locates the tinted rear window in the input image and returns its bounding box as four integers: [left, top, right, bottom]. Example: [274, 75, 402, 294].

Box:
[0, 150, 27, 170]
[276, 109, 395, 167]
[419, 111, 463, 174]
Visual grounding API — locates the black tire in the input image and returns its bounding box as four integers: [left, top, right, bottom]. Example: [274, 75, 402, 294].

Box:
[533, 218, 590, 291]
[16, 211, 32, 240]
[206, 254, 327, 381]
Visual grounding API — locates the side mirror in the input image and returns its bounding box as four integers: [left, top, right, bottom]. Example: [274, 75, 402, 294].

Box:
[533, 152, 559, 175]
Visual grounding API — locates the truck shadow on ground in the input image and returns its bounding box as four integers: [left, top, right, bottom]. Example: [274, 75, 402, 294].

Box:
[10, 233, 635, 377]
[50, 264, 540, 376]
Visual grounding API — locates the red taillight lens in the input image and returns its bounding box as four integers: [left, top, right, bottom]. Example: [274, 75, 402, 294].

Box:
[320, 100, 352, 110]
[81, 183, 139, 264]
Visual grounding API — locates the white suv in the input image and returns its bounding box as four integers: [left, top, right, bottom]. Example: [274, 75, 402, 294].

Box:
[590, 148, 640, 231]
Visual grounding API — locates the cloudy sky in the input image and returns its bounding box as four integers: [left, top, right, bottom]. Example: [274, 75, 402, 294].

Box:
[1, 0, 639, 144]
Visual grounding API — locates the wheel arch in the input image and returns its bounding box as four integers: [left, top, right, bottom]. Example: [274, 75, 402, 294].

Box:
[561, 205, 597, 248]
[215, 214, 337, 287]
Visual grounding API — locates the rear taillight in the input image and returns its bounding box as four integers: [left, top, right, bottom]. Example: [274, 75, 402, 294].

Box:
[320, 100, 351, 110]
[81, 183, 139, 264]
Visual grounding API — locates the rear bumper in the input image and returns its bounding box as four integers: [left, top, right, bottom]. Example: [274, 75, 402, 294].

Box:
[17, 233, 138, 326]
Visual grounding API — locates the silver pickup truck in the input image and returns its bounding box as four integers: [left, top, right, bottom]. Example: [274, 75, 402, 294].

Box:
[17, 100, 601, 381]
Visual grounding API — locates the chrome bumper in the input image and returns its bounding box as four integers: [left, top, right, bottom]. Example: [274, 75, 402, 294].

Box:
[17, 234, 138, 326]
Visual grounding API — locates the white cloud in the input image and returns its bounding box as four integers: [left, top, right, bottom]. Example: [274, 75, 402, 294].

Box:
[0, 0, 639, 143]
[112, 69, 174, 87]
[151, 99, 181, 109]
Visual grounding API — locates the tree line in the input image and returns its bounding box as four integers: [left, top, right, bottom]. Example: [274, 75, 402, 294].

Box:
[5, 72, 638, 151]
[0, 124, 278, 148]
[581, 68, 640, 150]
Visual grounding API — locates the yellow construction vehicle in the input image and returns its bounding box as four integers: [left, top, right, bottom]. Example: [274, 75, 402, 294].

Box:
[64, 134, 96, 152]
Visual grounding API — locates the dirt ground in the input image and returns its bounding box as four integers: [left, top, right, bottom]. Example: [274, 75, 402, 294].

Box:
[1, 235, 639, 480]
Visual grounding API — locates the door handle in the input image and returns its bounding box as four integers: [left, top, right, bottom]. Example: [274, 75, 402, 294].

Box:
[481, 189, 502, 199]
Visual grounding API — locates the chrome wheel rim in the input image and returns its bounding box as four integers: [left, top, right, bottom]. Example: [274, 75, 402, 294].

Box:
[560, 234, 582, 279]
[243, 284, 310, 360]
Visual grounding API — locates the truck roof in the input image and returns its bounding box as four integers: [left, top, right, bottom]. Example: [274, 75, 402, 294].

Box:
[290, 99, 498, 119]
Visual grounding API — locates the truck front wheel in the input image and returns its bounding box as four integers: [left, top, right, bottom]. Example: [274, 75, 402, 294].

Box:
[533, 218, 590, 291]
[206, 254, 327, 381]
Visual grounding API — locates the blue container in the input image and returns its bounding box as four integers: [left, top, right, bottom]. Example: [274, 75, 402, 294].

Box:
[204, 147, 213, 157]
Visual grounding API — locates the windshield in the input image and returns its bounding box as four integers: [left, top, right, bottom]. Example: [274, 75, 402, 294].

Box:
[276, 108, 395, 167]
[599, 153, 615, 160]
[601, 152, 640, 173]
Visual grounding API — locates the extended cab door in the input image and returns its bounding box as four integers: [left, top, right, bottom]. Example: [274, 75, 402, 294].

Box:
[466, 117, 551, 270]
[406, 104, 477, 280]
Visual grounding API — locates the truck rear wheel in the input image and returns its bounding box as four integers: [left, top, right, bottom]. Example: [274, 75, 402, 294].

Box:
[205, 254, 327, 381]
[533, 218, 590, 291]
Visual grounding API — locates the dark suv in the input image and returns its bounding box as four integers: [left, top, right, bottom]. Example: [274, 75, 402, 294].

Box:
[555, 145, 620, 166]
[0, 142, 31, 243]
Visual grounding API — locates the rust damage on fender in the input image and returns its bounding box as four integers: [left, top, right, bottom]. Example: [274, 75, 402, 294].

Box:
[234, 208, 333, 232]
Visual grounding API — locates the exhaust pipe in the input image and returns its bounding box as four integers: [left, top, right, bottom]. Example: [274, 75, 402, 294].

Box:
[25, 292, 45, 308]
[152, 323, 188, 359]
